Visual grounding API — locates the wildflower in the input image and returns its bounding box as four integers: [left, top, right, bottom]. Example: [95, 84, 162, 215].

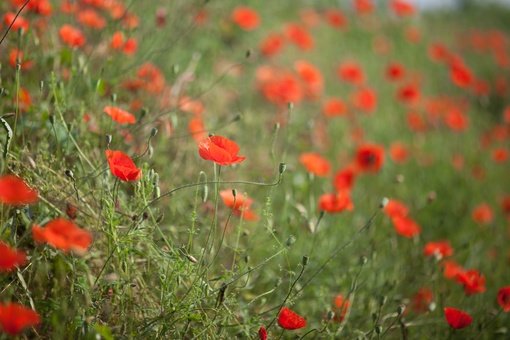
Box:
[337, 61, 365, 85]
[353, 0, 374, 15]
[323, 98, 348, 117]
[407, 111, 427, 132]
[294, 60, 323, 99]
[32, 218, 92, 255]
[189, 117, 207, 143]
[219, 190, 258, 221]
[497, 286, 510, 312]
[198, 136, 246, 166]
[332, 294, 349, 322]
[423, 240, 454, 259]
[391, 215, 421, 238]
[105, 150, 142, 181]
[59, 24, 86, 48]
[385, 62, 405, 81]
[333, 167, 356, 192]
[324, 9, 348, 30]
[0, 302, 40, 336]
[355, 143, 385, 173]
[260, 33, 285, 57]
[9, 48, 33, 69]
[492, 148, 508, 163]
[428, 42, 451, 63]
[0, 175, 38, 205]
[450, 59, 473, 88]
[471, 203, 493, 224]
[383, 199, 409, 218]
[389, 142, 410, 164]
[278, 307, 306, 330]
[103, 106, 136, 124]
[318, 191, 354, 213]
[77, 8, 106, 29]
[231, 6, 260, 31]
[3, 12, 30, 33]
[299, 152, 331, 177]
[444, 307, 473, 329]
[412, 287, 434, 313]
[137, 63, 165, 94]
[444, 108, 469, 132]
[284, 23, 314, 51]
[258, 326, 268, 340]
[396, 83, 420, 106]
[390, 0, 416, 17]
[441, 260, 464, 280]
[0, 242, 27, 272]
[350, 87, 377, 114]
[456, 269, 486, 295]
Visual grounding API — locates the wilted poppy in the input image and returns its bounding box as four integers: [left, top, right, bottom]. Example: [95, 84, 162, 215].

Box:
[497, 286, 510, 312]
[278, 307, 306, 330]
[423, 240, 454, 259]
[231, 6, 260, 31]
[0, 175, 38, 205]
[59, 24, 86, 48]
[355, 143, 385, 173]
[32, 218, 93, 255]
[103, 106, 136, 124]
[258, 326, 268, 340]
[456, 269, 486, 295]
[198, 135, 246, 166]
[391, 215, 421, 238]
[444, 307, 473, 329]
[471, 203, 493, 224]
[0, 242, 27, 272]
[299, 152, 331, 177]
[318, 191, 354, 213]
[0, 302, 40, 336]
[105, 150, 142, 181]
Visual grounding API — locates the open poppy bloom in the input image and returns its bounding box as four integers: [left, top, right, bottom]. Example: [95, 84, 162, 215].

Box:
[0, 302, 40, 336]
[0, 175, 39, 205]
[385, 62, 406, 81]
[260, 33, 285, 57]
[441, 260, 464, 280]
[231, 6, 260, 31]
[324, 9, 348, 30]
[32, 218, 92, 255]
[104, 106, 136, 124]
[497, 286, 510, 312]
[0, 242, 27, 272]
[350, 87, 377, 113]
[299, 152, 331, 177]
[423, 240, 454, 259]
[59, 24, 86, 48]
[198, 136, 246, 166]
[383, 199, 409, 218]
[412, 287, 434, 313]
[278, 307, 306, 330]
[355, 143, 385, 173]
[390, 0, 416, 17]
[337, 61, 365, 85]
[105, 150, 142, 181]
[323, 98, 348, 117]
[333, 167, 356, 192]
[219, 190, 258, 221]
[332, 294, 350, 322]
[389, 142, 410, 164]
[318, 191, 354, 213]
[391, 215, 421, 238]
[444, 307, 473, 329]
[456, 269, 486, 295]
[284, 23, 314, 51]
[258, 326, 268, 340]
[471, 203, 493, 224]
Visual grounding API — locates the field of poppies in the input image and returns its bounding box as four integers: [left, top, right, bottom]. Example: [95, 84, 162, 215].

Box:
[1, 0, 510, 339]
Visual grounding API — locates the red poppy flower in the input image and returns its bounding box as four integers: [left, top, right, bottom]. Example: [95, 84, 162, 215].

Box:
[59, 24, 86, 48]
[390, 0, 416, 17]
[198, 136, 246, 166]
[471, 203, 493, 224]
[137, 63, 165, 94]
[258, 326, 268, 340]
[323, 98, 348, 117]
[337, 61, 365, 85]
[444, 307, 473, 329]
[492, 148, 508, 163]
[231, 6, 260, 31]
[406, 111, 427, 132]
[324, 9, 348, 30]
[0, 175, 38, 205]
[284, 23, 314, 51]
[350, 87, 377, 114]
[260, 33, 285, 57]
[404, 26, 421, 43]
[318, 191, 354, 213]
[258, 69, 303, 107]
[3, 12, 30, 33]
[456, 269, 486, 295]
[278, 307, 306, 330]
[423, 240, 454, 259]
[353, 0, 374, 15]
[332, 294, 350, 322]
[77, 8, 106, 29]
[389, 142, 410, 164]
[219, 190, 258, 221]
[32, 218, 92, 255]
[497, 286, 510, 312]
[450, 60, 473, 88]
[355, 143, 385, 173]
[383, 199, 409, 218]
[0, 302, 40, 336]
[412, 287, 433, 313]
[0, 242, 27, 273]
[396, 83, 421, 106]
[105, 150, 142, 181]
[294, 60, 323, 99]
[103, 106, 136, 124]
[385, 62, 405, 81]
[333, 167, 356, 192]
[189, 117, 207, 143]
[299, 152, 331, 177]
[9, 48, 33, 70]
[391, 215, 421, 238]
[441, 260, 464, 280]
[444, 108, 469, 132]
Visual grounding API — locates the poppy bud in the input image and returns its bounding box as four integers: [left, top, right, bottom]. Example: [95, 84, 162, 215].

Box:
[375, 324, 382, 334]
[148, 146, 154, 157]
[379, 197, 389, 209]
[40, 80, 44, 93]
[65, 169, 74, 179]
[397, 304, 406, 315]
[232, 189, 237, 198]
[156, 214, 164, 223]
[246, 49, 252, 58]
[244, 255, 250, 263]
[142, 212, 149, 220]
[327, 311, 335, 320]
[16, 63, 21, 72]
[360, 255, 368, 265]
[286, 235, 296, 247]
[379, 295, 387, 307]
[186, 254, 198, 263]
[49, 115, 55, 125]
[274, 277, 282, 288]
[279, 162, 287, 174]
[152, 173, 159, 186]
[0, 87, 4, 95]
[302, 255, 309, 266]
[172, 64, 179, 74]
[150, 128, 158, 137]
[427, 191, 437, 203]
[199, 171, 208, 203]
[111, 93, 117, 103]
[288, 102, 294, 110]
[105, 134, 112, 145]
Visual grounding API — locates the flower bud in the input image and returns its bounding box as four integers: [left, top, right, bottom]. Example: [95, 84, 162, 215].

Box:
[397, 304, 405, 315]
[375, 324, 382, 335]
[279, 162, 286, 174]
[105, 134, 112, 145]
[286, 235, 296, 247]
[359, 255, 368, 265]
[327, 311, 335, 320]
[379, 197, 389, 209]
[302, 255, 309, 266]
[379, 295, 387, 307]
[65, 169, 74, 179]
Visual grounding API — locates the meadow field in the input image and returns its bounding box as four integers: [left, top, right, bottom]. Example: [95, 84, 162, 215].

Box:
[0, 0, 509, 338]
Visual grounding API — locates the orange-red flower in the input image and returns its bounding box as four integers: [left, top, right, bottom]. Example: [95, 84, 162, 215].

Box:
[105, 150, 142, 181]
[278, 307, 306, 330]
[390, 0, 416, 17]
[0, 242, 27, 272]
[389, 142, 410, 164]
[284, 23, 314, 51]
[492, 148, 508, 163]
[355, 143, 385, 173]
[450, 59, 473, 88]
[412, 287, 433, 313]
[383, 199, 409, 218]
[318, 191, 354, 213]
[32, 218, 93, 255]
[189, 117, 207, 143]
[299, 152, 331, 177]
[260, 33, 285, 57]
[104, 106, 136, 124]
[423, 240, 454, 259]
[3, 12, 30, 33]
[456, 269, 486, 295]
[0, 175, 38, 205]
[444, 307, 473, 329]
[396, 83, 421, 106]
[471, 203, 493, 224]
[441, 260, 464, 280]
[385, 62, 405, 81]
[294, 60, 323, 99]
[323, 98, 348, 117]
[0, 302, 40, 336]
[353, 0, 374, 15]
[9, 48, 33, 70]
[332, 294, 350, 322]
[59, 24, 86, 48]
[258, 326, 268, 340]
[198, 136, 246, 166]
[391, 215, 421, 238]
[497, 286, 510, 312]
[333, 167, 356, 192]
[350, 87, 377, 113]
[77, 8, 106, 29]
[337, 61, 365, 85]
[231, 6, 260, 31]
[219, 190, 258, 221]
[324, 9, 348, 30]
